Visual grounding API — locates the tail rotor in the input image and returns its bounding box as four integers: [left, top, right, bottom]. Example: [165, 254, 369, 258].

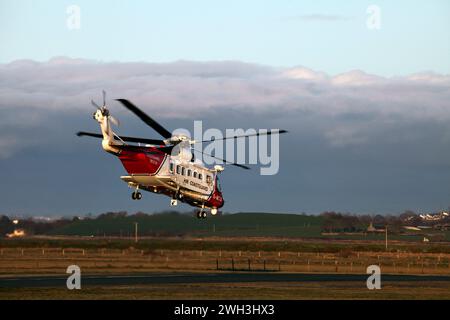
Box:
[91, 90, 120, 126]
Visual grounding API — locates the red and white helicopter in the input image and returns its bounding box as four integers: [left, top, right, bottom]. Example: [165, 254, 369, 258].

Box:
[77, 91, 287, 219]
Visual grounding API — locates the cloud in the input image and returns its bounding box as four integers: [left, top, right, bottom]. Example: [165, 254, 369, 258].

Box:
[0, 57, 449, 157]
[1, 58, 450, 214]
[0, 136, 20, 159]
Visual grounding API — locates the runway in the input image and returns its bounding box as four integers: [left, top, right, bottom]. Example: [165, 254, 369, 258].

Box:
[1, 272, 450, 288]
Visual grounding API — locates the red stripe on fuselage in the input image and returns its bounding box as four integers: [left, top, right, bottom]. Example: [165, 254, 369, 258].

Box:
[118, 146, 166, 175]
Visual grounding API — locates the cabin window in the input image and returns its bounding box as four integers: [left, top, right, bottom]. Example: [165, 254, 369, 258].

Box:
[187, 169, 192, 177]
[193, 171, 197, 178]
[176, 165, 181, 174]
[206, 175, 212, 184]
[198, 173, 203, 180]
[169, 163, 174, 173]
[181, 167, 185, 176]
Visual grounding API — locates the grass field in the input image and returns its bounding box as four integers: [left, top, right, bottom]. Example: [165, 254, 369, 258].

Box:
[1, 245, 449, 275]
[45, 212, 450, 242]
[1, 237, 449, 299]
[2, 236, 450, 276]
[50, 212, 325, 238]
[2, 234, 450, 253]
[2, 281, 450, 300]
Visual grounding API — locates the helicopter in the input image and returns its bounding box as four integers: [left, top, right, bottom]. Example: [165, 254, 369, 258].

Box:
[77, 91, 287, 219]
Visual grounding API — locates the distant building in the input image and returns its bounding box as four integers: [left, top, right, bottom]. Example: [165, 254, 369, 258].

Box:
[6, 229, 26, 238]
[419, 212, 449, 222]
[403, 226, 422, 231]
[367, 222, 376, 232]
[367, 222, 385, 233]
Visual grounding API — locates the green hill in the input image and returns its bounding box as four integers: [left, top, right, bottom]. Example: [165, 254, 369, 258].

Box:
[51, 212, 323, 238]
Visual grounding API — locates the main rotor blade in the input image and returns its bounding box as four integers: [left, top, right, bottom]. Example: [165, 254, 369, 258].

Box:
[198, 130, 288, 143]
[156, 145, 175, 154]
[76, 131, 165, 145]
[194, 149, 250, 170]
[116, 99, 172, 139]
[102, 90, 106, 106]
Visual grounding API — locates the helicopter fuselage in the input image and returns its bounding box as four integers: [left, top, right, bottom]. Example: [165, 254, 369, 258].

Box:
[115, 146, 224, 210]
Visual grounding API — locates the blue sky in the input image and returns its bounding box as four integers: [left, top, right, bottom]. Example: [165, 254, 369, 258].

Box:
[1, 0, 449, 76]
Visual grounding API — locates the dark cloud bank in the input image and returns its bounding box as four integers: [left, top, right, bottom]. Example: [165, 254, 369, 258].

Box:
[0, 57, 449, 216]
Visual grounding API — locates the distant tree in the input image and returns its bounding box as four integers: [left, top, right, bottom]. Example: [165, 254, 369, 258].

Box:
[384, 215, 403, 233]
[0, 216, 13, 236]
[154, 210, 180, 216]
[134, 211, 150, 218]
[358, 214, 373, 226]
[98, 211, 128, 219]
[399, 210, 418, 223]
[373, 214, 386, 227]
[342, 214, 361, 232]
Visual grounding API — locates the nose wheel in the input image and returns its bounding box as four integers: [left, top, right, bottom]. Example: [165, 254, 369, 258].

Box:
[131, 191, 142, 200]
[196, 210, 207, 219]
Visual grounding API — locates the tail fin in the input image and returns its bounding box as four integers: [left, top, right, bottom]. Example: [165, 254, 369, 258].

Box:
[93, 108, 123, 154]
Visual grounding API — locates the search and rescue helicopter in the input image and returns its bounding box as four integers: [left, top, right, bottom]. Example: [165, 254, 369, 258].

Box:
[77, 91, 287, 219]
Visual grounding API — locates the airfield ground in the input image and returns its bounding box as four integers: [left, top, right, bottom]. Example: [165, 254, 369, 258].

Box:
[2, 279, 450, 300]
[0, 237, 449, 299]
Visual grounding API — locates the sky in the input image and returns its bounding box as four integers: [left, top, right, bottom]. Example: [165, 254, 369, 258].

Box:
[0, 1, 449, 217]
[1, 0, 449, 75]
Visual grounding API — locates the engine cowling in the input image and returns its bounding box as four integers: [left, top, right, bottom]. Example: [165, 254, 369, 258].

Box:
[171, 141, 193, 162]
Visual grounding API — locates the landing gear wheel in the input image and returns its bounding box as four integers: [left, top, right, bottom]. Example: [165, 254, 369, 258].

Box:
[132, 191, 142, 200]
[196, 210, 207, 219]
